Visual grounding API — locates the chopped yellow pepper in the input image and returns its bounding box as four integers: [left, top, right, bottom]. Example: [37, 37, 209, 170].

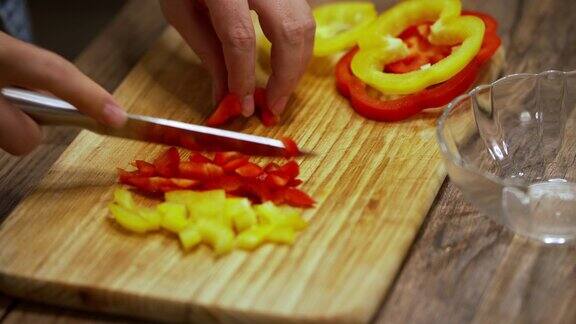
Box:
[179, 225, 202, 251]
[157, 202, 188, 233]
[109, 188, 308, 255]
[197, 219, 235, 255]
[235, 226, 273, 250]
[351, 0, 485, 94]
[109, 203, 153, 234]
[224, 198, 257, 232]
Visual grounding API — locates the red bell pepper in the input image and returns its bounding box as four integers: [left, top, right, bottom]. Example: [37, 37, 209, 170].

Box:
[206, 94, 243, 127]
[254, 88, 279, 127]
[336, 12, 501, 122]
[118, 148, 315, 208]
[153, 147, 180, 177]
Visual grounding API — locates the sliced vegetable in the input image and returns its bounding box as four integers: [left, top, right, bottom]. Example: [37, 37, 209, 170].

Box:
[197, 219, 235, 255]
[224, 198, 257, 232]
[109, 204, 153, 234]
[351, 0, 485, 94]
[336, 12, 501, 121]
[157, 202, 189, 233]
[254, 88, 279, 127]
[179, 225, 202, 250]
[206, 94, 242, 127]
[235, 226, 273, 250]
[119, 148, 314, 208]
[313, 2, 378, 56]
[154, 147, 180, 177]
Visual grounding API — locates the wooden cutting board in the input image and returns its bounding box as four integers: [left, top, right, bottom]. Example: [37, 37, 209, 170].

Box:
[0, 28, 504, 323]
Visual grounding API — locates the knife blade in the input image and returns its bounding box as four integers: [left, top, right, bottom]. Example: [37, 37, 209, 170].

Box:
[2, 87, 310, 157]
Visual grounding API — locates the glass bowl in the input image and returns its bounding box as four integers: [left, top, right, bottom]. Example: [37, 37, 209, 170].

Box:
[437, 70, 576, 244]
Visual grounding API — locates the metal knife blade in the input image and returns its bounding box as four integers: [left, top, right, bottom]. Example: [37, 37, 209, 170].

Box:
[2, 87, 310, 157]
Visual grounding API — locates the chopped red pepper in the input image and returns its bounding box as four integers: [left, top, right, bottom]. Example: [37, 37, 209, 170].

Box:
[190, 152, 212, 163]
[254, 88, 279, 127]
[281, 137, 300, 157]
[205, 94, 243, 127]
[178, 161, 224, 180]
[153, 147, 180, 177]
[133, 160, 156, 177]
[283, 188, 315, 208]
[336, 12, 501, 122]
[118, 148, 314, 208]
[235, 163, 264, 178]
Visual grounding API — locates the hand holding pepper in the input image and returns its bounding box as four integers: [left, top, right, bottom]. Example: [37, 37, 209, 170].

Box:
[160, 0, 316, 117]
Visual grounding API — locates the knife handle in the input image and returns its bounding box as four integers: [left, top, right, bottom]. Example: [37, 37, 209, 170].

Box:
[1, 87, 102, 131]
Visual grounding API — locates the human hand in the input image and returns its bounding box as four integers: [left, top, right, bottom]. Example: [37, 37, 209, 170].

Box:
[160, 0, 315, 117]
[0, 32, 126, 155]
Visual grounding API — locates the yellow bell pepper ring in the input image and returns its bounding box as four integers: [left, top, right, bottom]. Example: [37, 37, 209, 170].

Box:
[351, 0, 485, 95]
[313, 2, 378, 56]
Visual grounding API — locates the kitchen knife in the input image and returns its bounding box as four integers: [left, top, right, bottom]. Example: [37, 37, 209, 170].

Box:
[2, 87, 309, 157]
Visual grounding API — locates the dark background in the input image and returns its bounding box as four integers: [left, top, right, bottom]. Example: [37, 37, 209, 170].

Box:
[28, 0, 125, 59]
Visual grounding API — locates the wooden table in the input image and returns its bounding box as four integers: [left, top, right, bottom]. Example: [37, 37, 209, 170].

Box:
[0, 0, 574, 323]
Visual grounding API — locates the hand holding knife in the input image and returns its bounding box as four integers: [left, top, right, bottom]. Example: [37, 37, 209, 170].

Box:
[1, 87, 310, 157]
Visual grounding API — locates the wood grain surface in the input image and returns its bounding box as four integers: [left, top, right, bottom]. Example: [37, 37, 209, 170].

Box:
[0, 2, 504, 322]
[0, 0, 574, 323]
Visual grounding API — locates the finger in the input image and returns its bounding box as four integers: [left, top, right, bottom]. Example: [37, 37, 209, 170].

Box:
[0, 33, 126, 128]
[204, 0, 256, 116]
[251, 0, 315, 115]
[0, 96, 42, 155]
[160, 0, 228, 104]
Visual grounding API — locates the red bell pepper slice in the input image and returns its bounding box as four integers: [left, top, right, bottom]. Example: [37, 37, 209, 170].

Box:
[214, 152, 245, 166]
[178, 161, 224, 180]
[153, 147, 180, 177]
[281, 137, 300, 157]
[254, 88, 279, 127]
[279, 160, 300, 179]
[190, 152, 212, 163]
[205, 94, 243, 127]
[222, 157, 250, 172]
[133, 160, 156, 177]
[235, 162, 264, 178]
[283, 188, 315, 208]
[336, 12, 501, 122]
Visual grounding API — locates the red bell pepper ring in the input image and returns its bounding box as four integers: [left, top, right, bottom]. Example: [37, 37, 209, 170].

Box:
[336, 12, 501, 122]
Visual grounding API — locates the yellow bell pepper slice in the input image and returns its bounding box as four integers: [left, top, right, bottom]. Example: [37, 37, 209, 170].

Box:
[166, 190, 227, 224]
[157, 202, 189, 233]
[109, 203, 153, 234]
[313, 2, 377, 56]
[267, 227, 297, 245]
[179, 225, 202, 251]
[235, 225, 273, 250]
[197, 219, 235, 255]
[224, 198, 257, 232]
[137, 207, 162, 230]
[254, 202, 307, 230]
[351, 0, 484, 94]
[113, 188, 135, 210]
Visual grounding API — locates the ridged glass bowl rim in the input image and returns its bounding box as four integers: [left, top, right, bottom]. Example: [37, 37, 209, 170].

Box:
[436, 69, 576, 189]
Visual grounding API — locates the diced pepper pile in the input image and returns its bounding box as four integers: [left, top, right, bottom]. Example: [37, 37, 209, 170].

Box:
[118, 147, 315, 208]
[109, 188, 307, 255]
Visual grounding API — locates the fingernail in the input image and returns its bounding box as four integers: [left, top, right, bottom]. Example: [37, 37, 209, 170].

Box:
[241, 95, 254, 117]
[271, 96, 289, 116]
[102, 103, 127, 128]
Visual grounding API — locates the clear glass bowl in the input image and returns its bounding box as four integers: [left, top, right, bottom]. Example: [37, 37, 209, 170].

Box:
[437, 70, 576, 244]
